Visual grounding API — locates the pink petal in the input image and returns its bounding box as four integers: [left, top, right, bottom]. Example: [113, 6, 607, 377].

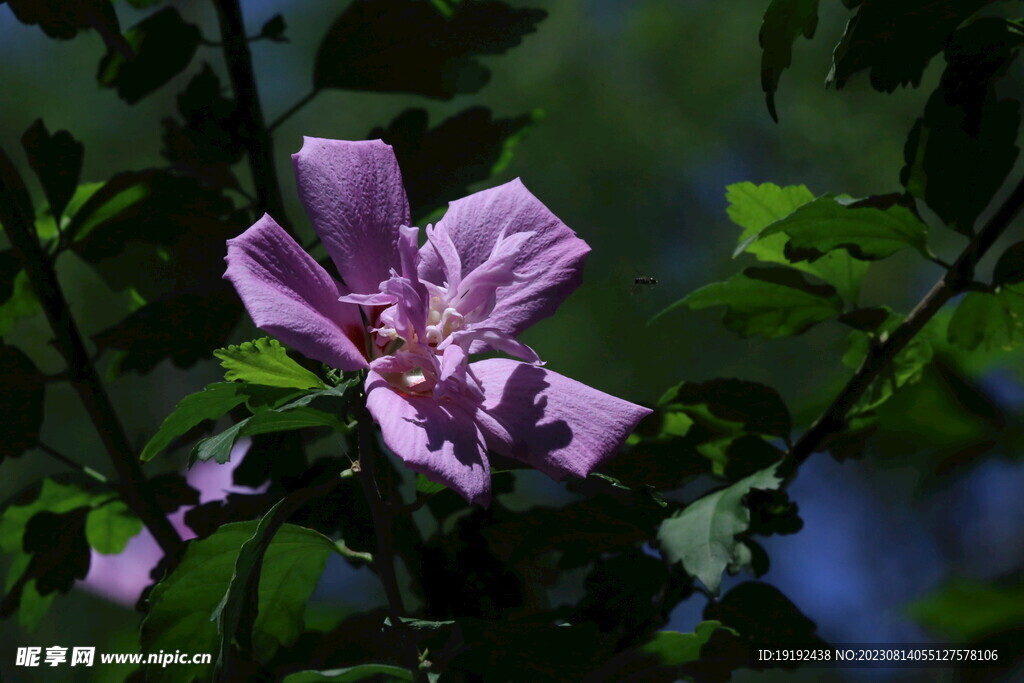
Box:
[292, 138, 409, 295]
[419, 178, 590, 339]
[366, 372, 491, 505]
[470, 358, 652, 480]
[225, 213, 368, 370]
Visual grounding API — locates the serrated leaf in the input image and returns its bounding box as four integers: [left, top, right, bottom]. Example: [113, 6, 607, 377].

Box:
[214, 338, 326, 391]
[141, 522, 334, 682]
[759, 0, 819, 121]
[283, 666, 413, 683]
[20, 119, 84, 223]
[948, 285, 1024, 352]
[654, 266, 842, 338]
[758, 194, 929, 262]
[901, 18, 1024, 232]
[0, 343, 45, 461]
[314, 0, 545, 99]
[371, 106, 539, 222]
[657, 463, 784, 595]
[907, 578, 1024, 641]
[85, 500, 144, 554]
[97, 7, 201, 104]
[828, 0, 996, 92]
[193, 406, 350, 465]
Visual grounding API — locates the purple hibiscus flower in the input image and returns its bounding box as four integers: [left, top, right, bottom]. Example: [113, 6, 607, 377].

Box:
[224, 138, 651, 504]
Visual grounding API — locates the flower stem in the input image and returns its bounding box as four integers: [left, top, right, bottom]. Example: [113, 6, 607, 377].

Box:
[791, 174, 1024, 464]
[355, 410, 427, 681]
[0, 148, 183, 556]
[212, 0, 290, 231]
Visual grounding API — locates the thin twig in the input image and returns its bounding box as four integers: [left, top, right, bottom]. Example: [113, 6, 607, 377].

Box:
[355, 411, 428, 682]
[212, 0, 291, 230]
[37, 442, 110, 486]
[0, 148, 183, 555]
[791, 175, 1024, 464]
[267, 89, 320, 135]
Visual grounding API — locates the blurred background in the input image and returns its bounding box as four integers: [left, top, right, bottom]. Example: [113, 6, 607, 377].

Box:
[2, 0, 1023, 680]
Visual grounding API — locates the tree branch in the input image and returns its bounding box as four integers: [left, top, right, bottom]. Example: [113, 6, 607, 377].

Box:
[0, 148, 183, 555]
[791, 175, 1024, 464]
[213, 0, 290, 231]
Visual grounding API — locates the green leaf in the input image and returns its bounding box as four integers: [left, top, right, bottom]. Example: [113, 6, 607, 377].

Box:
[141, 522, 335, 682]
[948, 285, 1024, 352]
[416, 473, 448, 497]
[0, 270, 41, 336]
[20, 119, 84, 223]
[827, 0, 997, 92]
[728, 183, 868, 303]
[314, 0, 546, 99]
[85, 501, 144, 555]
[214, 338, 326, 390]
[212, 480, 345, 674]
[901, 18, 1024, 232]
[0, 343, 45, 461]
[97, 7, 201, 104]
[283, 666, 414, 683]
[654, 266, 843, 338]
[34, 181, 103, 241]
[657, 463, 784, 595]
[907, 578, 1024, 641]
[843, 313, 935, 414]
[758, 0, 819, 121]
[757, 194, 929, 262]
[193, 406, 350, 465]
[585, 621, 728, 682]
[141, 383, 253, 462]
[371, 107, 540, 222]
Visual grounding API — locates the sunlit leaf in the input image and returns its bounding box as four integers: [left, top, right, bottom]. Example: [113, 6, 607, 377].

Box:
[948, 285, 1024, 352]
[654, 266, 843, 338]
[908, 578, 1024, 641]
[85, 501, 144, 555]
[214, 338, 326, 391]
[657, 463, 784, 595]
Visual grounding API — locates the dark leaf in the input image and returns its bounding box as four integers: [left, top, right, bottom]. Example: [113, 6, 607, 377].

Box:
[260, 14, 287, 42]
[838, 306, 891, 331]
[92, 285, 243, 374]
[144, 473, 200, 514]
[232, 432, 308, 489]
[827, 0, 997, 92]
[160, 63, 244, 187]
[97, 7, 201, 104]
[901, 17, 1024, 232]
[314, 0, 545, 99]
[21, 508, 92, 594]
[705, 581, 823, 645]
[371, 106, 539, 221]
[141, 383, 255, 462]
[663, 378, 791, 440]
[0, 343, 45, 461]
[994, 242, 1024, 287]
[759, 0, 819, 121]
[3, 0, 131, 57]
[20, 120, 84, 223]
[844, 313, 936, 413]
[654, 266, 843, 338]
